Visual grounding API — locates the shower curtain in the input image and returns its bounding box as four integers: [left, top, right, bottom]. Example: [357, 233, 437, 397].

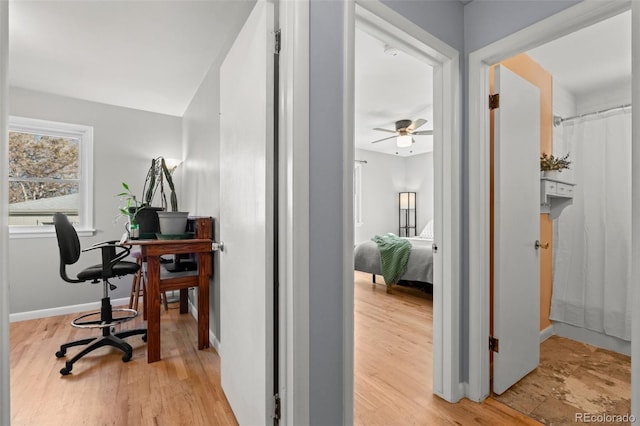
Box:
[550, 110, 632, 341]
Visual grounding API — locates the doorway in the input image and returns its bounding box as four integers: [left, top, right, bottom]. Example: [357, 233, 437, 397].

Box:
[468, 0, 634, 405]
[489, 10, 632, 420]
[345, 1, 462, 418]
[352, 23, 436, 422]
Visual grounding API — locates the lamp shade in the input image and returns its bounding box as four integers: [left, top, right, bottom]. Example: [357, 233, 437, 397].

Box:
[399, 192, 415, 210]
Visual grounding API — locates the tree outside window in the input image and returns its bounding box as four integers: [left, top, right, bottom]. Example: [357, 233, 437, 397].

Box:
[8, 116, 93, 235]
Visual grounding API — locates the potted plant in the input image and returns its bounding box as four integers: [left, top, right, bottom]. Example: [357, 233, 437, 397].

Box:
[155, 157, 189, 236]
[540, 152, 571, 178]
[116, 182, 145, 239]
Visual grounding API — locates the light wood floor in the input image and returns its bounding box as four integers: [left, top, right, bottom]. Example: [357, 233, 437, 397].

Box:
[10, 302, 238, 426]
[354, 271, 540, 425]
[10, 275, 539, 425]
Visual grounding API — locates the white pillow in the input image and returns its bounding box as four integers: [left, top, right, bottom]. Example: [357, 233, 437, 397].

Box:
[419, 219, 434, 239]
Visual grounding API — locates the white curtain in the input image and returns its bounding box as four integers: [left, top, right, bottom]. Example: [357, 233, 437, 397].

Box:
[550, 110, 632, 341]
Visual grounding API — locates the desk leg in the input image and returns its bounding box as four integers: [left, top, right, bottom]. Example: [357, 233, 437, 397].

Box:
[198, 252, 211, 350]
[147, 256, 162, 363]
[179, 289, 188, 314]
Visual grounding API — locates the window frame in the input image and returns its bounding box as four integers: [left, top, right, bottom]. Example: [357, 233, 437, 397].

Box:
[353, 161, 363, 227]
[8, 116, 94, 238]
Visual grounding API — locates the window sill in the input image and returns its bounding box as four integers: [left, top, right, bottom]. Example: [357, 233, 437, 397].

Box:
[9, 227, 96, 239]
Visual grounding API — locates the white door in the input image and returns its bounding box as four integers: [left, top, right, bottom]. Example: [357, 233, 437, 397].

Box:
[219, 1, 275, 424]
[493, 65, 540, 395]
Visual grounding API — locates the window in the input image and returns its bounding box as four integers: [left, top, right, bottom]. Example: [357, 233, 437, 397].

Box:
[8, 116, 94, 237]
[354, 162, 363, 227]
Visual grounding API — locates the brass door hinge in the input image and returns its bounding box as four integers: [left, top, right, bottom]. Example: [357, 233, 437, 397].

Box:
[489, 336, 499, 353]
[489, 93, 500, 110]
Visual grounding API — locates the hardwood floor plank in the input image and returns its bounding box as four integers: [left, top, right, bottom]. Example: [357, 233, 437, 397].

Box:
[10, 303, 238, 426]
[354, 271, 541, 425]
[12, 274, 541, 425]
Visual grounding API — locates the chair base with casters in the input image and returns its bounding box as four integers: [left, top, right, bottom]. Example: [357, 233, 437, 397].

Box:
[53, 213, 148, 376]
[56, 296, 147, 376]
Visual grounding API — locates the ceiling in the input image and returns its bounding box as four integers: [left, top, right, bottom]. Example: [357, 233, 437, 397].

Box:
[355, 28, 434, 157]
[9, 0, 254, 117]
[526, 10, 631, 100]
[8, 2, 630, 141]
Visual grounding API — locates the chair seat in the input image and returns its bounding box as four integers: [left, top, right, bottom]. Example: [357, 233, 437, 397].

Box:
[77, 261, 139, 281]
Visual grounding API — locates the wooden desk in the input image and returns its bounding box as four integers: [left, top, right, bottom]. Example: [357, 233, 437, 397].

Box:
[128, 238, 212, 363]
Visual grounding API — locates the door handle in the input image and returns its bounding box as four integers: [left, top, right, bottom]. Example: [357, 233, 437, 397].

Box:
[212, 241, 224, 252]
[535, 240, 549, 250]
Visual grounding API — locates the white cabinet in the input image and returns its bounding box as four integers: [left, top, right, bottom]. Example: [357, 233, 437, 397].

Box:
[540, 177, 575, 219]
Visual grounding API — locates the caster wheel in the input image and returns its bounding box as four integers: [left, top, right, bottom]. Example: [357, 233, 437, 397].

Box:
[55, 350, 66, 358]
[122, 353, 132, 363]
[142, 334, 147, 342]
[60, 363, 72, 376]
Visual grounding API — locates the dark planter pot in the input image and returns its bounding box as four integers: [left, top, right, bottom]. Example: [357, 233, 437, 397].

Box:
[129, 206, 162, 238]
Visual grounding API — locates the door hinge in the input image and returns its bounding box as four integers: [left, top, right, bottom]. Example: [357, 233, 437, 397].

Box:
[432, 243, 438, 254]
[489, 336, 499, 353]
[274, 29, 281, 54]
[489, 93, 500, 110]
[273, 393, 281, 423]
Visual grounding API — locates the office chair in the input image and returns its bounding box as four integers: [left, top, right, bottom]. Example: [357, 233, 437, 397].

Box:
[53, 213, 147, 376]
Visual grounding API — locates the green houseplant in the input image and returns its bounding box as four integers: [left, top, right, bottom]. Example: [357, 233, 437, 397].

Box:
[116, 182, 146, 239]
[116, 156, 185, 238]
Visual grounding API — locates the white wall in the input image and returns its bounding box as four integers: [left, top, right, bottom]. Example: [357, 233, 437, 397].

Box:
[8, 87, 182, 314]
[181, 62, 222, 342]
[354, 148, 433, 243]
[406, 151, 435, 230]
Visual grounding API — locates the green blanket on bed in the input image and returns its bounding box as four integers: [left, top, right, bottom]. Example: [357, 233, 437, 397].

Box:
[371, 233, 411, 286]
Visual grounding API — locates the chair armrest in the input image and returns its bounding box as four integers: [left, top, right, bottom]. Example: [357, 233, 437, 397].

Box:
[83, 241, 132, 277]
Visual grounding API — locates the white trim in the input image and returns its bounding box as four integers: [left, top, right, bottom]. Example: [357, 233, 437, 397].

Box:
[553, 322, 630, 356]
[280, 0, 310, 424]
[353, 162, 363, 227]
[343, 2, 356, 425]
[187, 297, 221, 352]
[467, 0, 632, 402]
[8, 228, 96, 239]
[632, 0, 640, 418]
[9, 297, 131, 323]
[540, 325, 553, 343]
[0, 2, 9, 423]
[8, 115, 94, 236]
[346, 0, 462, 405]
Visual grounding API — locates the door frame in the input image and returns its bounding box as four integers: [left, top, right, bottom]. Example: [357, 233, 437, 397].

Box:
[467, 0, 633, 402]
[278, 0, 310, 424]
[343, 0, 462, 412]
[0, 2, 8, 424]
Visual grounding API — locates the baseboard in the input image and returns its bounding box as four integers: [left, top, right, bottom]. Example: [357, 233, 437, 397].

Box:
[540, 325, 554, 342]
[187, 297, 220, 352]
[553, 321, 631, 356]
[9, 297, 131, 323]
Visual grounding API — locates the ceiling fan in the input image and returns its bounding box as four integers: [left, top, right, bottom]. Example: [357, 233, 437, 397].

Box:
[370, 119, 433, 147]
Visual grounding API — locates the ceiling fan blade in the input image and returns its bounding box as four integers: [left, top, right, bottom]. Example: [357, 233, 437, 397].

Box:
[370, 135, 397, 144]
[412, 130, 434, 136]
[372, 127, 397, 133]
[408, 118, 427, 131]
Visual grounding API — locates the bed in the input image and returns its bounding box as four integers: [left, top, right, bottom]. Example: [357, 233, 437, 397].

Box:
[354, 236, 434, 285]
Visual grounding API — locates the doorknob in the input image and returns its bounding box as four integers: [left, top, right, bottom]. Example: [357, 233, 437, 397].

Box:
[212, 241, 224, 252]
[535, 240, 549, 250]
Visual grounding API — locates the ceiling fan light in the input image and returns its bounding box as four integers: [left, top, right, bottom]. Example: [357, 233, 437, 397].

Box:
[397, 135, 412, 147]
